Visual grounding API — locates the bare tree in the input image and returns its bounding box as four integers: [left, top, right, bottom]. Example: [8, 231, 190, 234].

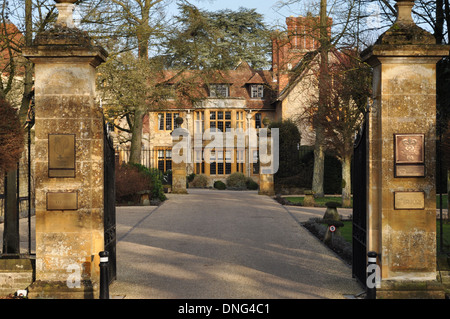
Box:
[274, 0, 362, 197]
[78, 0, 169, 164]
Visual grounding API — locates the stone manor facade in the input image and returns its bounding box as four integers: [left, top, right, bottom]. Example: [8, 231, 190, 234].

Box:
[113, 15, 329, 186]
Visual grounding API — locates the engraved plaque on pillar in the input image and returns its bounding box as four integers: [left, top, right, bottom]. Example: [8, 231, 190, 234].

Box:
[47, 192, 78, 211]
[48, 134, 76, 178]
[394, 191, 425, 210]
[395, 165, 425, 177]
[394, 134, 425, 177]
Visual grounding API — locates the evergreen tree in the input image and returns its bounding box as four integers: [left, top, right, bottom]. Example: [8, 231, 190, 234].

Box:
[163, 3, 271, 70]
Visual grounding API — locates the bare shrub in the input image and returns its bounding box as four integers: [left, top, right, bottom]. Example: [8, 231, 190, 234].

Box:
[115, 164, 151, 204]
[0, 99, 24, 177]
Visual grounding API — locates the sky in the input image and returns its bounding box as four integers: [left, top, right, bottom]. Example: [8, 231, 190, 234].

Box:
[169, 0, 310, 27]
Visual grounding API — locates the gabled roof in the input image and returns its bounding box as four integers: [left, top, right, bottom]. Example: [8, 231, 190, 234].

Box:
[0, 21, 25, 74]
[246, 72, 265, 84]
[276, 48, 354, 102]
[157, 61, 277, 110]
[276, 50, 319, 102]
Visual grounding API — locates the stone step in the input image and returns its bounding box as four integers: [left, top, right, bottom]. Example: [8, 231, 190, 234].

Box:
[0, 258, 34, 297]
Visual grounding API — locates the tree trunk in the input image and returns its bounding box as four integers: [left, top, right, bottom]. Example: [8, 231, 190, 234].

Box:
[341, 153, 352, 208]
[312, 125, 325, 197]
[129, 108, 145, 164]
[312, 0, 329, 198]
[19, 0, 34, 123]
[436, 0, 444, 44]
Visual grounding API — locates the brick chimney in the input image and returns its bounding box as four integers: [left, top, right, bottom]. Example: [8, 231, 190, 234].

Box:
[272, 14, 332, 94]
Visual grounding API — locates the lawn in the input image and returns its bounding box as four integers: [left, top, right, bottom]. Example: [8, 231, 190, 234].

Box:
[286, 194, 448, 209]
[288, 194, 450, 253]
[437, 194, 448, 210]
[285, 196, 352, 207]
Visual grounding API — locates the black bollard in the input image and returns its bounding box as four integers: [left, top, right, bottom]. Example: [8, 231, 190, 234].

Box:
[99, 251, 109, 299]
[366, 251, 378, 299]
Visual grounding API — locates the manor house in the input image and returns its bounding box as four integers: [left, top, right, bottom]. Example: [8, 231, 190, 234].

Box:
[113, 15, 332, 186]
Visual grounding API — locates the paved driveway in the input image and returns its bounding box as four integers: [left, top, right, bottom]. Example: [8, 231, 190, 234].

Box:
[109, 189, 363, 299]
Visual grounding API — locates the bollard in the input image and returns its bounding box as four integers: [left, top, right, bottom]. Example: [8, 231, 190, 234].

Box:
[99, 251, 109, 299]
[366, 251, 378, 299]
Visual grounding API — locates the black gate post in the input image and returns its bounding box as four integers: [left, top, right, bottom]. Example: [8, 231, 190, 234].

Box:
[103, 124, 117, 283]
[99, 251, 109, 299]
[366, 251, 378, 299]
[352, 120, 367, 285]
[2, 167, 20, 256]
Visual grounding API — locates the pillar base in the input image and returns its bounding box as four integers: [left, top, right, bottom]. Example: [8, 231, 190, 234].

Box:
[258, 189, 275, 196]
[172, 189, 188, 194]
[258, 174, 275, 196]
[27, 280, 97, 299]
[377, 279, 446, 299]
[0, 257, 35, 297]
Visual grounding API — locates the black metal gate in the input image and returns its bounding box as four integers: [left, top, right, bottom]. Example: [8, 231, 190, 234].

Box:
[352, 120, 367, 285]
[1, 104, 35, 257]
[104, 124, 116, 283]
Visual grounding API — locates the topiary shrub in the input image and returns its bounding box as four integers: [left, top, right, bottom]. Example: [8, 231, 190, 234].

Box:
[191, 174, 208, 188]
[214, 180, 226, 190]
[246, 177, 258, 190]
[226, 172, 247, 190]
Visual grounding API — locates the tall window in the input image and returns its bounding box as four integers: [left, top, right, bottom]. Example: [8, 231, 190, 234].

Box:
[209, 84, 230, 98]
[236, 111, 244, 129]
[210, 111, 231, 132]
[209, 150, 232, 175]
[252, 150, 260, 174]
[195, 111, 205, 133]
[236, 149, 244, 173]
[158, 112, 180, 131]
[250, 85, 264, 98]
[195, 150, 205, 174]
[225, 150, 232, 175]
[210, 151, 216, 175]
[157, 148, 172, 172]
[255, 113, 262, 129]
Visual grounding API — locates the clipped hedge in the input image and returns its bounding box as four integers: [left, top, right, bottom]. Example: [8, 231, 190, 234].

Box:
[214, 180, 226, 190]
[191, 174, 209, 188]
[246, 178, 259, 190]
[226, 172, 247, 190]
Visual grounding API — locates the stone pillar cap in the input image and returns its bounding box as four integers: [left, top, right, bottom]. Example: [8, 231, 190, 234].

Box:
[54, 0, 77, 3]
[395, 0, 415, 24]
[368, 0, 435, 46]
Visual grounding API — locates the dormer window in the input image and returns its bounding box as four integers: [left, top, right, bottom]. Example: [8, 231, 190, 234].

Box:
[250, 84, 264, 99]
[209, 84, 230, 98]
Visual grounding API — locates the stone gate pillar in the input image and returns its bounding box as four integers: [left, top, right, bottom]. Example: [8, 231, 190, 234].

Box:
[23, 0, 107, 298]
[259, 129, 275, 196]
[171, 127, 189, 194]
[362, 0, 450, 298]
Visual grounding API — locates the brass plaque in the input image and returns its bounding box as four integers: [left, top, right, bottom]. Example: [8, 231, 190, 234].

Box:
[395, 134, 424, 164]
[394, 192, 425, 210]
[49, 134, 76, 178]
[395, 165, 425, 177]
[47, 192, 78, 211]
